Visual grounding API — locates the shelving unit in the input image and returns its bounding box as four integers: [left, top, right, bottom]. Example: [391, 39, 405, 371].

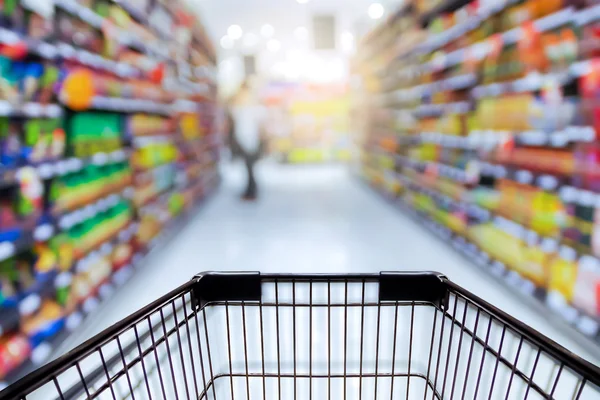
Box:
[355, 0, 600, 351]
[0, 0, 218, 384]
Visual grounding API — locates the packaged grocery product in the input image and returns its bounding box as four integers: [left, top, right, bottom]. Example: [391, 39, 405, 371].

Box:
[59, 68, 96, 111]
[15, 166, 42, 218]
[112, 241, 133, 271]
[0, 196, 20, 243]
[21, 300, 64, 347]
[574, 143, 600, 191]
[520, 237, 557, 288]
[0, 0, 25, 31]
[0, 334, 30, 379]
[495, 148, 575, 175]
[572, 255, 600, 317]
[470, 223, 525, 269]
[528, 95, 578, 134]
[0, 120, 23, 168]
[67, 112, 122, 157]
[56, 13, 103, 54]
[127, 114, 174, 137]
[530, 191, 566, 237]
[548, 245, 579, 302]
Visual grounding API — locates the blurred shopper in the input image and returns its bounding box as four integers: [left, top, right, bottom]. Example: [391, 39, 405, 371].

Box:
[226, 109, 242, 161]
[229, 80, 265, 200]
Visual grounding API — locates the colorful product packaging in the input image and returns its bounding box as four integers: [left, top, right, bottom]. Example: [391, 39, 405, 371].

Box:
[572, 255, 600, 318]
[548, 245, 579, 302]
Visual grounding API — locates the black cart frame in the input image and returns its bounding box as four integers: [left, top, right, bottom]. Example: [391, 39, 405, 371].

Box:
[1, 271, 600, 399]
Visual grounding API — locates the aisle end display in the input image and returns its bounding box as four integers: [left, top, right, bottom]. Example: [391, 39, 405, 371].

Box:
[263, 83, 352, 163]
[0, 0, 219, 384]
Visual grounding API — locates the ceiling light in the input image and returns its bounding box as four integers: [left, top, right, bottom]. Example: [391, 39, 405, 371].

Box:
[261, 24, 274, 38]
[341, 31, 355, 53]
[368, 3, 385, 19]
[267, 39, 281, 52]
[294, 26, 308, 40]
[220, 35, 234, 49]
[243, 33, 259, 48]
[227, 25, 243, 40]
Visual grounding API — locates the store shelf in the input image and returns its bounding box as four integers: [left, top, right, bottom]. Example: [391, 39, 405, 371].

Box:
[472, 71, 573, 99]
[0, 222, 56, 262]
[374, 181, 600, 342]
[111, 0, 148, 23]
[88, 97, 172, 114]
[74, 222, 137, 270]
[419, 0, 472, 26]
[468, 127, 596, 149]
[0, 150, 129, 191]
[56, 43, 139, 78]
[0, 0, 218, 387]
[0, 101, 62, 118]
[0, 255, 139, 385]
[392, 73, 477, 101]
[417, 0, 521, 54]
[55, 0, 104, 29]
[0, 193, 204, 386]
[55, 0, 148, 56]
[375, 162, 600, 340]
[397, 126, 596, 151]
[135, 184, 175, 210]
[133, 134, 176, 147]
[359, 0, 600, 357]
[396, 155, 470, 184]
[421, 7, 577, 73]
[0, 198, 186, 385]
[0, 28, 57, 60]
[412, 101, 470, 118]
[56, 187, 132, 231]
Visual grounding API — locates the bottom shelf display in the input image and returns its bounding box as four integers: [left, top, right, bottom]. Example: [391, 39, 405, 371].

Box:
[363, 171, 600, 350]
[0, 172, 219, 386]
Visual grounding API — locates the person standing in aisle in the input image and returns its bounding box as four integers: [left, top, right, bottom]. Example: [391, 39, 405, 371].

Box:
[229, 80, 266, 200]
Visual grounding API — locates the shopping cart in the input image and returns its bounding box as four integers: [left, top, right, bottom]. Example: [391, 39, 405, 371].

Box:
[1, 272, 600, 399]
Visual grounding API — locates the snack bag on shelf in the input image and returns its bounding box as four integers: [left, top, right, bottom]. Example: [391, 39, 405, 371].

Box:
[547, 245, 579, 302]
[520, 237, 556, 288]
[112, 241, 133, 271]
[15, 166, 42, 218]
[529, 191, 566, 237]
[21, 299, 64, 347]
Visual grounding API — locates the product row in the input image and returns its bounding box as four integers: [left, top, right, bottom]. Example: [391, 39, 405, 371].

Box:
[355, 0, 600, 349]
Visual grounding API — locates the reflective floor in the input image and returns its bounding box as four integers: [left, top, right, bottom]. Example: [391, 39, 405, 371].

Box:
[60, 161, 599, 367]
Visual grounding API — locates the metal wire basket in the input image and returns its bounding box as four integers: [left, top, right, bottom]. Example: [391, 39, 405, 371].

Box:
[2, 272, 599, 399]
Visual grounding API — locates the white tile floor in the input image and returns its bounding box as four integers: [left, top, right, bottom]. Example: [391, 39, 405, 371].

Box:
[62, 160, 599, 367]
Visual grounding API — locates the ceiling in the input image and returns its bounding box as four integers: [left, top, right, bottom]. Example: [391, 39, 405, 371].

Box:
[184, 0, 403, 90]
[187, 0, 403, 54]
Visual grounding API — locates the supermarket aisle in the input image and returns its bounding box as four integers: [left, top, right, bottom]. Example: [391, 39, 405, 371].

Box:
[64, 161, 597, 364]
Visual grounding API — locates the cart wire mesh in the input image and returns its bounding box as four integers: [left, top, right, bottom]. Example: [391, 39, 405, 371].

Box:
[2, 272, 600, 400]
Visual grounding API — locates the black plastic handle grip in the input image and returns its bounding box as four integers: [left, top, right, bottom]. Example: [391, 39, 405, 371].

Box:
[192, 271, 449, 309]
[379, 271, 449, 309]
[193, 271, 262, 308]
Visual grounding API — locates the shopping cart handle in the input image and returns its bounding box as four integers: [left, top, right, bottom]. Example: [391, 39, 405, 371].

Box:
[379, 271, 449, 309]
[191, 271, 449, 310]
[192, 271, 262, 309]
